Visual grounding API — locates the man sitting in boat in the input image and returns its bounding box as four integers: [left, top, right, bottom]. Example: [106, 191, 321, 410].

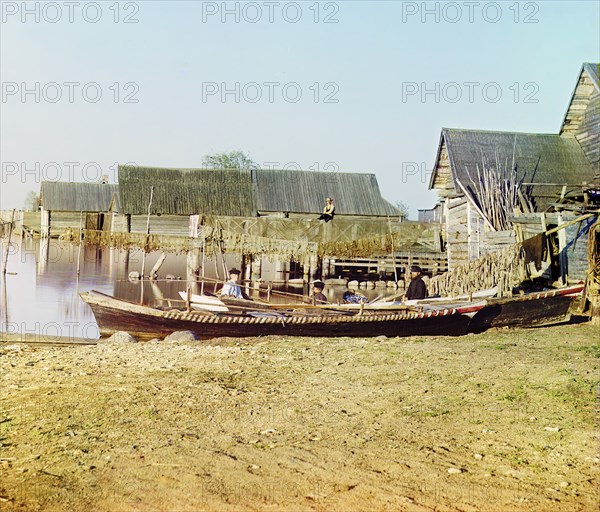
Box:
[343, 289, 368, 304]
[311, 280, 328, 303]
[405, 265, 427, 300]
[220, 268, 251, 300]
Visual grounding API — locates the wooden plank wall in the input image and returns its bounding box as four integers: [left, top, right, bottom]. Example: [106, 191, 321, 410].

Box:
[48, 212, 84, 236]
[511, 212, 591, 282]
[445, 196, 469, 269]
[432, 139, 453, 189]
[481, 230, 517, 255]
[45, 212, 127, 237]
[576, 87, 599, 173]
[129, 215, 190, 236]
[562, 69, 600, 173]
[563, 217, 591, 281]
[109, 213, 129, 233]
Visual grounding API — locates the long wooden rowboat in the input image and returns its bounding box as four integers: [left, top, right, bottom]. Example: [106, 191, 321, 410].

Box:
[468, 284, 584, 333]
[80, 290, 472, 341]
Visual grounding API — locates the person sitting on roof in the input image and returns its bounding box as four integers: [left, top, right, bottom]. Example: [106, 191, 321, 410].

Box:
[343, 288, 369, 304]
[311, 280, 328, 304]
[220, 268, 251, 300]
[317, 197, 335, 222]
[405, 265, 427, 300]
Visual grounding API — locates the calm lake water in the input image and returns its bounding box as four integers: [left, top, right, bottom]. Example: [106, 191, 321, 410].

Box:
[1, 237, 387, 339]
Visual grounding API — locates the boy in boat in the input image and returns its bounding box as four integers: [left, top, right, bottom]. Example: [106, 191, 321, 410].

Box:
[317, 197, 335, 222]
[311, 280, 328, 304]
[405, 265, 427, 300]
[220, 268, 251, 300]
[343, 288, 369, 304]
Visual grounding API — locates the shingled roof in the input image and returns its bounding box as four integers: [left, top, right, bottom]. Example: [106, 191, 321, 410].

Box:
[429, 128, 595, 210]
[118, 166, 399, 217]
[40, 182, 120, 212]
[583, 62, 600, 89]
[253, 169, 399, 216]
[118, 166, 256, 216]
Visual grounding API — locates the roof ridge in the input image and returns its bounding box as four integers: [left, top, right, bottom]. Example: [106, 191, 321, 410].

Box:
[442, 127, 559, 136]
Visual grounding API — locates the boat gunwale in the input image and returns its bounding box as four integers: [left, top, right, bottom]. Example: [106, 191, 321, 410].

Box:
[80, 290, 464, 324]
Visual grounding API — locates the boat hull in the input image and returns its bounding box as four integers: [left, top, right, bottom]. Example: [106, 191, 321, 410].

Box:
[81, 292, 471, 341]
[468, 286, 582, 333]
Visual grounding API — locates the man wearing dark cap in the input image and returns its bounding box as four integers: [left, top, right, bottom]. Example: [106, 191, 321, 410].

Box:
[220, 268, 245, 299]
[405, 265, 427, 300]
[311, 280, 328, 304]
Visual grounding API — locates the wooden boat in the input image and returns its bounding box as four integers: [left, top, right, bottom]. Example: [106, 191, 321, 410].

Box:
[179, 290, 481, 316]
[80, 290, 473, 341]
[468, 284, 584, 333]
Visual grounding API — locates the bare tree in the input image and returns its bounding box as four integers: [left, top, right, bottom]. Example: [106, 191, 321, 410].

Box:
[395, 200, 410, 220]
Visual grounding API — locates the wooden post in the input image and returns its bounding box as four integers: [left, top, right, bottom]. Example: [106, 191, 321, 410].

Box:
[40, 207, 50, 238]
[557, 214, 567, 285]
[303, 257, 309, 282]
[140, 186, 154, 279]
[76, 211, 83, 276]
[309, 254, 317, 281]
[1, 274, 7, 330]
[240, 254, 247, 282]
[322, 257, 330, 279]
[201, 236, 206, 295]
[2, 209, 15, 275]
[387, 216, 398, 283]
[275, 259, 284, 283]
[187, 249, 200, 281]
[186, 286, 192, 312]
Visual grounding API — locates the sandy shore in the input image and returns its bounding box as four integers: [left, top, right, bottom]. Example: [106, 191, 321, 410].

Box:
[1, 323, 598, 511]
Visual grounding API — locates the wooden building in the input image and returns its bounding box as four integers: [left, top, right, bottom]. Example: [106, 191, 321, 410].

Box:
[560, 62, 600, 173]
[39, 181, 122, 237]
[429, 63, 599, 281]
[116, 165, 445, 282]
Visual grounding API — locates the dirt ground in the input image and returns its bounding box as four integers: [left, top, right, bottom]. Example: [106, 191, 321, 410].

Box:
[1, 322, 598, 512]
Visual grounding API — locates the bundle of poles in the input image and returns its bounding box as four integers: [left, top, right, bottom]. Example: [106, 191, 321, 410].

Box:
[464, 149, 537, 232]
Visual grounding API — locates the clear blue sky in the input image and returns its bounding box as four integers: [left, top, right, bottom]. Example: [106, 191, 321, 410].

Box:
[1, 0, 599, 217]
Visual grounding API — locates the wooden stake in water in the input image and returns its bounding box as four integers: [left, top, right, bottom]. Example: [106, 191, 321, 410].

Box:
[76, 211, 83, 276]
[140, 186, 154, 280]
[2, 209, 15, 275]
[1, 274, 8, 330]
[201, 236, 206, 295]
[388, 216, 398, 284]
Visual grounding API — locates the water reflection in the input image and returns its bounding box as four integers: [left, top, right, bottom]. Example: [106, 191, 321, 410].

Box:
[1, 237, 392, 339]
